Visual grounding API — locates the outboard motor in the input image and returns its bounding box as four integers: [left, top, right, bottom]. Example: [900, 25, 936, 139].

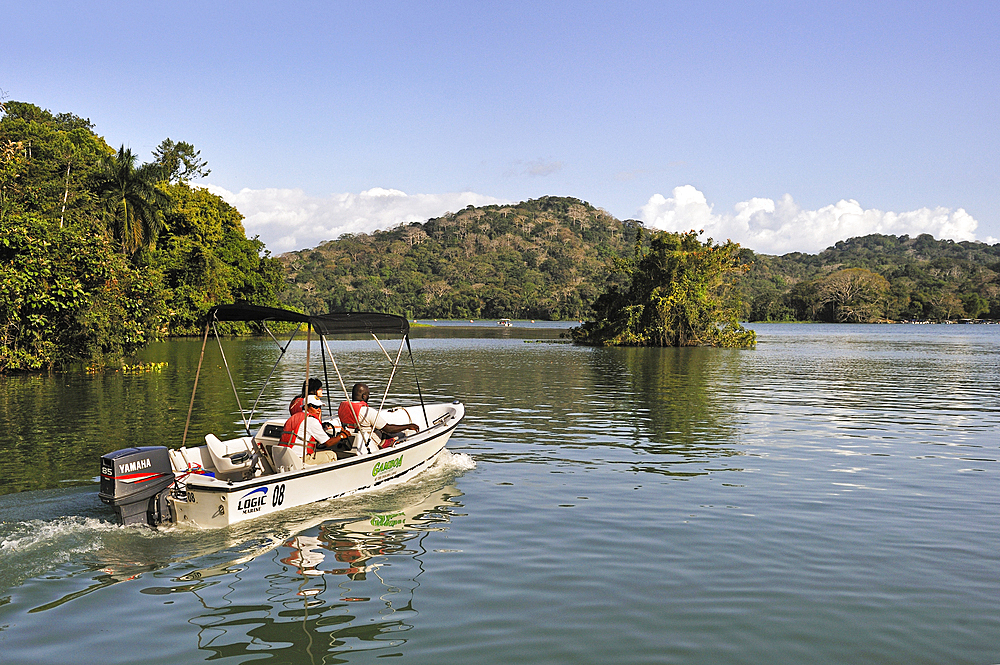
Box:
[99, 446, 174, 526]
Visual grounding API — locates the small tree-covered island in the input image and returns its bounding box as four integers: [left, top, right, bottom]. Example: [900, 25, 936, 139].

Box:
[3, 100, 1000, 371]
[571, 230, 757, 348]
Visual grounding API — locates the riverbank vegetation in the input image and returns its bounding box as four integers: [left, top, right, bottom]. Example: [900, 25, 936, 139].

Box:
[4, 100, 999, 369]
[739, 234, 1000, 322]
[0, 101, 282, 371]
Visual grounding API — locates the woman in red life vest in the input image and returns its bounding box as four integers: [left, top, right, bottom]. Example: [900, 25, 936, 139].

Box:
[289, 378, 324, 415]
[338, 382, 419, 448]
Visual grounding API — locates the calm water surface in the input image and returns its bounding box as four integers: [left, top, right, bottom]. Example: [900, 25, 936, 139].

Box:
[0, 323, 997, 664]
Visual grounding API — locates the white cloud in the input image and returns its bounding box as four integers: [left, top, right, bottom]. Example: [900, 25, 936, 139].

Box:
[200, 182, 992, 256]
[201, 185, 505, 253]
[639, 185, 992, 255]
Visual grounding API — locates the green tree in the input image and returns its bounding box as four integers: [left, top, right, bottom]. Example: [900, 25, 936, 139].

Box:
[0, 101, 108, 228]
[151, 183, 283, 333]
[0, 213, 166, 371]
[95, 145, 170, 258]
[962, 292, 989, 319]
[815, 268, 890, 322]
[152, 138, 210, 183]
[572, 230, 755, 348]
[0, 137, 28, 222]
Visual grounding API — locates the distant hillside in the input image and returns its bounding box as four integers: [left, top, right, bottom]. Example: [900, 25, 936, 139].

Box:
[280, 199, 1000, 323]
[279, 196, 638, 320]
[742, 234, 1000, 321]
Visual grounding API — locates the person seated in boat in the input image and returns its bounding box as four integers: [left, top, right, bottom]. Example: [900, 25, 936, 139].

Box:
[289, 378, 324, 415]
[279, 395, 352, 459]
[338, 382, 419, 450]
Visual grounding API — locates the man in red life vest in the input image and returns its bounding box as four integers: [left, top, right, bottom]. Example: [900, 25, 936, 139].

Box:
[338, 383, 419, 450]
[279, 395, 347, 457]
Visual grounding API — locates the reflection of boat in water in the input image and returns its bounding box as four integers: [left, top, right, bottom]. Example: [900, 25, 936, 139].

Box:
[158, 480, 471, 660]
[99, 304, 464, 529]
[498, 318, 512, 327]
[178, 481, 466, 582]
[286, 482, 464, 579]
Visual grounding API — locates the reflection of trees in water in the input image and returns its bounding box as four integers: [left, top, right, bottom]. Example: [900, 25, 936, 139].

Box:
[592, 346, 746, 478]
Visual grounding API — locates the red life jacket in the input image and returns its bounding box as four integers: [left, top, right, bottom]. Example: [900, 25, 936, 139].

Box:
[338, 401, 367, 429]
[279, 411, 318, 454]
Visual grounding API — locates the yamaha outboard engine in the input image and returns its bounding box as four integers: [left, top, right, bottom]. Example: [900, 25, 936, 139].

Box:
[99, 446, 174, 526]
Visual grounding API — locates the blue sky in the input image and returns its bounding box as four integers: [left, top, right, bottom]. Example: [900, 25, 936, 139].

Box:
[5, 1, 998, 254]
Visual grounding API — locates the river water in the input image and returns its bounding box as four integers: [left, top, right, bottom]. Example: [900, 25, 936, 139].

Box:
[0, 323, 997, 664]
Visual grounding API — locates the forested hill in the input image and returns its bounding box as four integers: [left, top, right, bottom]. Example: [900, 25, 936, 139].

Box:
[279, 197, 640, 320]
[742, 234, 1000, 321]
[1, 101, 283, 371]
[281, 201, 1000, 323]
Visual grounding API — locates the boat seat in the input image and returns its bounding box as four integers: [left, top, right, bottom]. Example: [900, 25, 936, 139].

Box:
[308, 449, 340, 465]
[205, 434, 254, 474]
[271, 445, 305, 472]
[352, 431, 380, 456]
[175, 447, 198, 471]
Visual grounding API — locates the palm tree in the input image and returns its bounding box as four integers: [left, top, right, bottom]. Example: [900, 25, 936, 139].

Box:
[95, 145, 169, 258]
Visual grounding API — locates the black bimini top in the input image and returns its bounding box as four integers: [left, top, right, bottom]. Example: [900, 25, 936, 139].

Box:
[208, 304, 409, 336]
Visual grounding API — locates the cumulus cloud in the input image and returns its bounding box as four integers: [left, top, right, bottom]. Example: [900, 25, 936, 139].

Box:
[639, 185, 991, 255]
[201, 185, 505, 253]
[200, 181, 990, 257]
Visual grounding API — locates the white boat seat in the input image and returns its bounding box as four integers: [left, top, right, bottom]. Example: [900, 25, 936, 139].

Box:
[271, 445, 305, 472]
[352, 431, 381, 456]
[205, 434, 254, 474]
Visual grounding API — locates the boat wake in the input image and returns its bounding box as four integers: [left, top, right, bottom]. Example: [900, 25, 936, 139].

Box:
[1, 515, 118, 554]
[0, 515, 126, 592]
[0, 449, 477, 596]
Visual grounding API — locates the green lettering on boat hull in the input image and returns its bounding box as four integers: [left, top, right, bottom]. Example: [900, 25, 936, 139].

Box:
[373, 455, 404, 477]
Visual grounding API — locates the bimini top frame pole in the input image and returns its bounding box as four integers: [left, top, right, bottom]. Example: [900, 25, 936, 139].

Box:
[181, 322, 211, 449]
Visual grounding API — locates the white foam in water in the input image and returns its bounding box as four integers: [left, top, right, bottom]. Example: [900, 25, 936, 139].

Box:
[0, 516, 117, 554]
[434, 449, 477, 472]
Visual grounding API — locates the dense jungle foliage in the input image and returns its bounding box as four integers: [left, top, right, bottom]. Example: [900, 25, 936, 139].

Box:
[740, 234, 1000, 322]
[572, 229, 756, 348]
[280, 197, 640, 320]
[281, 198, 1000, 325]
[0, 101, 283, 371]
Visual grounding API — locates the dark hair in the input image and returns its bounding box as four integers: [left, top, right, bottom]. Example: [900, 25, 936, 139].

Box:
[351, 382, 369, 401]
[299, 378, 323, 397]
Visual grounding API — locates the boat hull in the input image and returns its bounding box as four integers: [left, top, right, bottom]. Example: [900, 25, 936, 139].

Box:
[168, 402, 463, 528]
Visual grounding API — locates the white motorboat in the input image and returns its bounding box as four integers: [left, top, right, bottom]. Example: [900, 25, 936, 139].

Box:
[98, 305, 465, 528]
